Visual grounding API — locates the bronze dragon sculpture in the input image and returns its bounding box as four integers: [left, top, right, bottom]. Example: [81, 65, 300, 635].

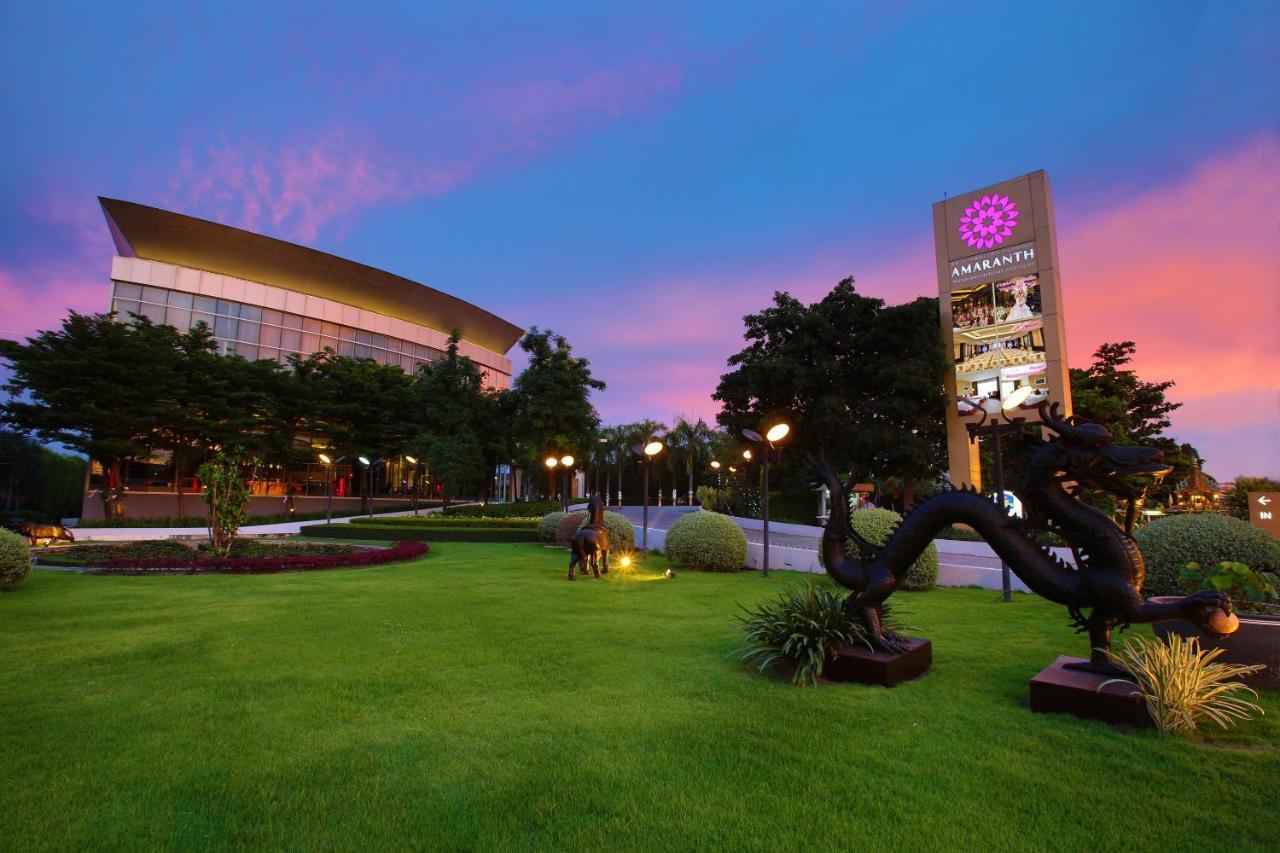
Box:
[815, 401, 1233, 676]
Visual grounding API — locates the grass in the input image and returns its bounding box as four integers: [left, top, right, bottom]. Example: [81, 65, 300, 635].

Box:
[2, 543, 1276, 850]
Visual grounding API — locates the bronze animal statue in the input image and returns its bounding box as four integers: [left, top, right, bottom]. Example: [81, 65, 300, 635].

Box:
[815, 401, 1232, 676]
[569, 494, 610, 580]
[15, 521, 76, 547]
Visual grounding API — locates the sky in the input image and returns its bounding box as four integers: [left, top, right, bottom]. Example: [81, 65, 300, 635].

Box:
[1, 1, 1277, 479]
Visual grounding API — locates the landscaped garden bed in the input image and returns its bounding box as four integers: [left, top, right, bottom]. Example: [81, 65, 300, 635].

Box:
[303, 523, 538, 542]
[36, 539, 427, 574]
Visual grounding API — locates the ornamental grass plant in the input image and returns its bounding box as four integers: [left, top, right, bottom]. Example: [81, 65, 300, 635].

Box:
[1105, 634, 1265, 735]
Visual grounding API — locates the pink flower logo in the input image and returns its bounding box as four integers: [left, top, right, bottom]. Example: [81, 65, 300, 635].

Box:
[958, 194, 1019, 249]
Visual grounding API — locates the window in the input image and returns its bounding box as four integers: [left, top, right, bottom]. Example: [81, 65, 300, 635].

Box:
[194, 296, 218, 314]
[302, 317, 322, 333]
[214, 315, 238, 339]
[240, 305, 262, 322]
[140, 302, 166, 324]
[191, 312, 215, 331]
[238, 321, 260, 343]
[215, 300, 241, 318]
[165, 307, 192, 330]
[259, 324, 282, 347]
[281, 312, 303, 330]
[113, 298, 140, 316]
[113, 282, 142, 300]
[262, 309, 283, 327]
[141, 286, 169, 305]
[281, 330, 301, 352]
[300, 333, 321, 353]
[168, 291, 194, 309]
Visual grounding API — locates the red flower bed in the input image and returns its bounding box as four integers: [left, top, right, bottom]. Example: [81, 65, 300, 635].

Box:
[97, 540, 428, 574]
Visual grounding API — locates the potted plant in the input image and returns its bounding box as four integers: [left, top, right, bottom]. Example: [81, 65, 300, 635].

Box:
[1150, 561, 1280, 691]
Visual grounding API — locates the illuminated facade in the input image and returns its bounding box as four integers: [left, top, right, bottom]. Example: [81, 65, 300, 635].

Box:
[85, 198, 523, 519]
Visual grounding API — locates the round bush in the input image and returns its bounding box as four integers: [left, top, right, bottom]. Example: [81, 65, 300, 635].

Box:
[847, 508, 938, 591]
[554, 512, 589, 546]
[577, 511, 635, 552]
[664, 511, 748, 571]
[538, 511, 568, 543]
[1135, 513, 1280, 597]
[0, 528, 32, 591]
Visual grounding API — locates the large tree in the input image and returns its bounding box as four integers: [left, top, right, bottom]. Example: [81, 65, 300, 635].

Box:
[1, 313, 175, 517]
[412, 332, 491, 509]
[510, 328, 605, 482]
[714, 279, 948, 500]
[1069, 340, 1197, 504]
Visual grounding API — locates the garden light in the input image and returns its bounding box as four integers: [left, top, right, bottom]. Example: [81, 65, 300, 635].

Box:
[742, 449, 752, 461]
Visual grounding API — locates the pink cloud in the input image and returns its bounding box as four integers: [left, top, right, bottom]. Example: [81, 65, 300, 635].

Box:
[165, 58, 685, 244]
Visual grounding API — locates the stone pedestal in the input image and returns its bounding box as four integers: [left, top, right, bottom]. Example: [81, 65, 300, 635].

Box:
[826, 637, 931, 687]
[1029, 656, 1151, 727]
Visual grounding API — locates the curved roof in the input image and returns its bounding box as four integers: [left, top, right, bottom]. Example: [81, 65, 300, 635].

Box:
[99, 197, 524, 355]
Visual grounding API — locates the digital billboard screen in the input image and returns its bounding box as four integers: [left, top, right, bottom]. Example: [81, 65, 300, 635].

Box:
[951, 273, 1050, 413]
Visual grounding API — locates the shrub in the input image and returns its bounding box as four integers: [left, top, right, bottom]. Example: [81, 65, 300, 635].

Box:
[445, 501, 559, 519]
[0, 528, 31, 591]
[848, 508, 938, 591]
[36, 540, 194, 567]
[1179, 560, 1278, 615]
[735, 583, 860, 684]
[301, 525, 536, 543]
[350, 516, 540, 529]
[554, 512, 589, 546]
[664, 511, 748, 571]
[1135, 513, 1280, 597]
[196, 541, 358, 558]
[577, 511, 635, 552]
[1105, 634, 1264, 734]
[538, 511, 567, 543]
[96, 540, 428, 574]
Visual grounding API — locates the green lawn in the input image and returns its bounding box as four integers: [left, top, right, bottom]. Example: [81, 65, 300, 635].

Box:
[2, 544, 1276, 851]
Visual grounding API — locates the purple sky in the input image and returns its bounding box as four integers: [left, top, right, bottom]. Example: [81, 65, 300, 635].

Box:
[1, 2, 1277, 479]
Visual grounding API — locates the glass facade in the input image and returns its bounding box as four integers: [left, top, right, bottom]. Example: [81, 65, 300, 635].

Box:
[110, 281, 444, 371]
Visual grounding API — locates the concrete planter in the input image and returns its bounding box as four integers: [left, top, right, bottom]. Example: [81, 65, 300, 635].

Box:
[1149, 596, 1280, 691]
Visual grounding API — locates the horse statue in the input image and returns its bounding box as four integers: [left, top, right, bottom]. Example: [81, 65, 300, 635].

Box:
[569, 493, 610, 580]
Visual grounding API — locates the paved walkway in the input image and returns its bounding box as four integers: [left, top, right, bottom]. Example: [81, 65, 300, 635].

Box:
[70, 505, 451, 541]
[607, 504, 823, 550]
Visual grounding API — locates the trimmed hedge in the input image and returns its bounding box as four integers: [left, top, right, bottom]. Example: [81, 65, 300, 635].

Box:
[302, 524, 537, 543]
[577, 511, 635, 552]
[1135, 513, 1280, 596]
[664, 511, 748, 571]
[36, 539, 194, 567]
[95, 540, 428, 574]
[350, 515, 540, 529]
[848, 508, 938, 591]
[0, 528, 31, 591]
[444, 501, 560, 519]
[554, 512, 589, 546]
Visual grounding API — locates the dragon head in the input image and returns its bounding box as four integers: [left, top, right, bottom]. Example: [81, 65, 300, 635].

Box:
[1036, 402, 1172, 500]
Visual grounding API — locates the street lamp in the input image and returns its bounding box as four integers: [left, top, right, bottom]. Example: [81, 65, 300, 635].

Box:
[634, 439, 665, 557]
[357, 455, 373, 516]
[560, 454, 575, 512]
[318, 452, 334, 524]
[405, 455, 419, 515]
[961, 386, 1044, 602]
[545, 456, 559, 503]
[742, 421, 792, 578]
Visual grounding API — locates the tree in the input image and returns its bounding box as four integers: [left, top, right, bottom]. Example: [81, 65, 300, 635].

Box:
[309, 353, 417, 513]
[198, 451, 250, 556]
[1070, 341, 1196, 504]
[510, 328, 605, 481]
[1, 313, 175, 518]
[668, 416, 714, 505]
[1224, 477, 1280, 520]
[714, 279, 948, 499]
[413, 332, 491, 510]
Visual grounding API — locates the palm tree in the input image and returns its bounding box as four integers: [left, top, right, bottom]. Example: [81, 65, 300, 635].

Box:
[668, 415, 714, 505]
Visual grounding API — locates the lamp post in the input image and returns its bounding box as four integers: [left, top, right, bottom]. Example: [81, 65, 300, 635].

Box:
[405, 455, 419, 515]
[742, 422, 792, 578]
[358, 455, 373, 516]
[545, 456, 558, 503]
[962, 386, 1042, 602]
[318, 452, 334, 524]
[560, 454, 575, 513]
[633, 439, 664, 558]
[710, 459, 722, 490]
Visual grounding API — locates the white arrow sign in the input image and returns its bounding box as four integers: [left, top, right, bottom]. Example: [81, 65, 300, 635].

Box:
[1260, 496, 1273, 506]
